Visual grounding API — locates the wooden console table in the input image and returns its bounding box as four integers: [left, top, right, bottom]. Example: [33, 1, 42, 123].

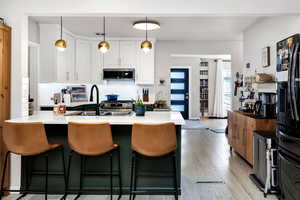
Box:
[227, 111, 276, 165]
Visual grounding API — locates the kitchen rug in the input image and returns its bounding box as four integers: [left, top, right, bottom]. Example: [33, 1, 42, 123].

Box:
[182, 120, 207, 130]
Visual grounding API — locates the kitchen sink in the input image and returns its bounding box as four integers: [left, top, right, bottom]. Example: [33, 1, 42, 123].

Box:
[64, 110, 132, 116]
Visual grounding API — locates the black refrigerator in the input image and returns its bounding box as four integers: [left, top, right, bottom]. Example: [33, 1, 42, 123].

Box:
[276, 34, 300, 200]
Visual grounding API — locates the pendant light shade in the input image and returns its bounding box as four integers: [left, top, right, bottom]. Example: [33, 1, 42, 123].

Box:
[55, 16, 67, 51]
[141, 17, 152, 54]
[98, 16, 110, 53]
[141, 40, 152, 53]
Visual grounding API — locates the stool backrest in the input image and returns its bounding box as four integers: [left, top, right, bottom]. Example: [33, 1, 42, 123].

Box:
[132, 122, 177, 157]
[2, 122, 50, 155]
[68, 122, 114, 155]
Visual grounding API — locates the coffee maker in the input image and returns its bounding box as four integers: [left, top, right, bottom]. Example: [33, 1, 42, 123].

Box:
[257, 92, 276, 118]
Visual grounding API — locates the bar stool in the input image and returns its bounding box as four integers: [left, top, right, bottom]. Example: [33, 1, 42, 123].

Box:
[129, 122, 178, 200]
[0, 122, 66, 200]
[67, 122, 122, 200]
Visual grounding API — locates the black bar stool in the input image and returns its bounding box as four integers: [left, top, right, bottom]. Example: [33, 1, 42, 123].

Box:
[0, 122, 67, 200]
[67, 122, 122, 200]
[129, 122, 178, 200]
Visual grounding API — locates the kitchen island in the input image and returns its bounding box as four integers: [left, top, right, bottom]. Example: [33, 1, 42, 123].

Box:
[7, 111, 185, 195]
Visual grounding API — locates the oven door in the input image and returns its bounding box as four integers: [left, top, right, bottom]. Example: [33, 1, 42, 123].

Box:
[278, 152, 300, 200]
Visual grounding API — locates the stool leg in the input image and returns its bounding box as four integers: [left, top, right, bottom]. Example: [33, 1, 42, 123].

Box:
[110, 153, 113, 200]
[45, 154, 49, 200]
[0, 151, 10, 200]
[65, 151, 73, 200]
[75, 155, 84, 200]
[129, 153, 135, 200]
[117, 148, 122, 200]
[173, 153, 178, 200]
[133, 156, 138, 200]
[60, 147, 67, 200]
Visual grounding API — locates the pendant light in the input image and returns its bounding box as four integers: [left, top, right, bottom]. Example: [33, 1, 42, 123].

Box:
[55, 16, 67, 51]
[141, 17, 152, 54]
[98, 16, 110, 53]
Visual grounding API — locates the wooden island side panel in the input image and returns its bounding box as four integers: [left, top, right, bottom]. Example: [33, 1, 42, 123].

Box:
[227, 111, 276, 165]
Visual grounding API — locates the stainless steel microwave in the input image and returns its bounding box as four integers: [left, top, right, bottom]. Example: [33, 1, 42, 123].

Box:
[103, 68, 135, 80]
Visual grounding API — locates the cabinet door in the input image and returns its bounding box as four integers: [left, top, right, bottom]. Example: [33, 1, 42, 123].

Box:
[57, 33, 75, 82]
[136, 41, 155, 85]
[75, 40, 92, 83]
[119, 41, 137, 68]
[91, 42, 103, 83]
[103, 40, 120, 68]
[39, 24, 59, 83]
[0, 29, 10, 125]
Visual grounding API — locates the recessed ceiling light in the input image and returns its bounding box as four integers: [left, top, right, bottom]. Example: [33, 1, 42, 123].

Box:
[133, 20, 160, 31]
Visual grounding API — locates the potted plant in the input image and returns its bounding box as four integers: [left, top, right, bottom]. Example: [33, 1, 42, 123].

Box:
[133, 98, 146, 116]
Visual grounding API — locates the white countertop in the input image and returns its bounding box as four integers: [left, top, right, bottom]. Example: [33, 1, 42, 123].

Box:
[6, 111, 185, 125]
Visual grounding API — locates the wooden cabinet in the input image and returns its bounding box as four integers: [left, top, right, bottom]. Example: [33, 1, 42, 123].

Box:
[0, 24, 11, 193]
[227, 111, 276, 165]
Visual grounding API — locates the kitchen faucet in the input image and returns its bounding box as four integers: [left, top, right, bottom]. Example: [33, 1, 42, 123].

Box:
[90, 84, 100, 115]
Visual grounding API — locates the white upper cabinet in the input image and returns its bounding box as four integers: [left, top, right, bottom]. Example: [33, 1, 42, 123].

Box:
[91, 42, 104, 83]
[39, 24, 154, 84]
[75, 39, 92, 83]
[136, 40, 155, 85]
[119, 41, 138, 68]
[103, 40, 138, 68]
[103, 40, 120, 68]
[39, 24, 75, 83]
[57, 33, 75, 82]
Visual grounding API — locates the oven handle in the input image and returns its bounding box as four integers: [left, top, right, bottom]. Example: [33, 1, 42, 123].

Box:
[291, 43, 300, 121]
[288, 44, 296, 120]
[279, 151, 300, 169]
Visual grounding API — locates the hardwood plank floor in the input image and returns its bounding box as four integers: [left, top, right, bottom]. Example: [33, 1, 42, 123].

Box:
[3, 119, 278, 200]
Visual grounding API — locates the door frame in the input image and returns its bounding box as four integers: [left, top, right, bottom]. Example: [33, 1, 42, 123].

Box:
[170, 66, 192, 119]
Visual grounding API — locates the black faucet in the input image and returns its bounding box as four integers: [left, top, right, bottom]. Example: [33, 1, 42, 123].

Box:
[90, 84, 100, 115]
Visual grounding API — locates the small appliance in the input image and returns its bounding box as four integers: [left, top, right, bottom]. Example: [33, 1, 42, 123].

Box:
[258, 92, 276, 119]
[103, 68, 135, 80]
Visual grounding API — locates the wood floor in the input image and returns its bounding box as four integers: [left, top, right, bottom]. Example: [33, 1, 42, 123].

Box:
[3, 119, 278, 200]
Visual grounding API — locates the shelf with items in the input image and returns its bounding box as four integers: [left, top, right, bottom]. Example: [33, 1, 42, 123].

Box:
[200, 77, 209, 116]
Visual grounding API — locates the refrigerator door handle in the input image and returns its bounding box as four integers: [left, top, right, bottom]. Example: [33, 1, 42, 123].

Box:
[288, 44, 295, 120]
[291, 43, 299, 121]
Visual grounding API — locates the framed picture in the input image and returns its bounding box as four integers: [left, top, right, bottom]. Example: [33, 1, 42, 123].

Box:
[262, 46, 270, 67]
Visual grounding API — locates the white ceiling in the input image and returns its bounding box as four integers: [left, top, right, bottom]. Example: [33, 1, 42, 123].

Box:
[30, 16, 262, 41]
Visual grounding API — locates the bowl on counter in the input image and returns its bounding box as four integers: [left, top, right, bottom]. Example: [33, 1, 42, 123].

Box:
[106, 94, 119, 101]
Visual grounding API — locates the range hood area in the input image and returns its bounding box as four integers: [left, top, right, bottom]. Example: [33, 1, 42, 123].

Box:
[103, 68, 135, 80]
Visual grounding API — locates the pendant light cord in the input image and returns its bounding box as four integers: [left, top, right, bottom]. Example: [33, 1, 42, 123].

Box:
[60, 16, 63, 40]
[103, 16, 106, 41]
[146, 17, 148, 40]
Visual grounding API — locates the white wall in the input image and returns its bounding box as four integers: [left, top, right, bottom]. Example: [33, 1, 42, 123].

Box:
[28, 19, 39, 44]
[243, 15, 300, 92]
[154, 40, 243, 113]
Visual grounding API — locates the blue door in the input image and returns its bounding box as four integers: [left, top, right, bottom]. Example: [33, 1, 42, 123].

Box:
[170, 68, 189, 119]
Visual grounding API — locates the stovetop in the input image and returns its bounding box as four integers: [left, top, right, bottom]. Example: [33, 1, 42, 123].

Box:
[101, 100, 133, 110]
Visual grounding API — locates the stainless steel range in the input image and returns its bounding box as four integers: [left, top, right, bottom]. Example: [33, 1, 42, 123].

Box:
[100, 100, 133, 116]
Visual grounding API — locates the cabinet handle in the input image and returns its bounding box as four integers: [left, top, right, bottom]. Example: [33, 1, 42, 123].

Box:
[76, 72, 79, 80]
[66, 72, 69, 81]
